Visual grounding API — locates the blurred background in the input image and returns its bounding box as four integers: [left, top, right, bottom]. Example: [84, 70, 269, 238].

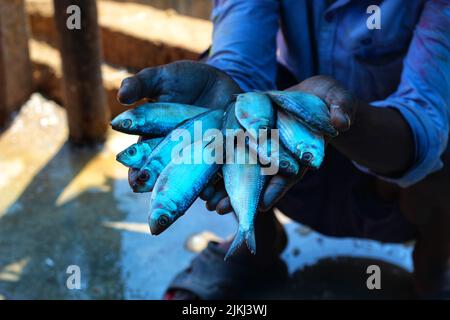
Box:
[0, 0, 416, 299]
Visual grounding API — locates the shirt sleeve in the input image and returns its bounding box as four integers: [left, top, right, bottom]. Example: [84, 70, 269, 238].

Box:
[206, 0, 280, 92]
[354, 0, 450, 188]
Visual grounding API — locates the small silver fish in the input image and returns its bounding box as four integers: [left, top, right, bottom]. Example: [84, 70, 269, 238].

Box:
[111, 102, 207, 136]
[133, 109, 223, 193]
[223, 105, 267, 259]
[149, 139, 221, 235]
[266, 91, 338, 137]
[275, 145, 300, 176]
[246, 138, 300, 176]
[116, 138, 163, 169]
[235, 92, 274, 134]
[277, 110, 325, 170]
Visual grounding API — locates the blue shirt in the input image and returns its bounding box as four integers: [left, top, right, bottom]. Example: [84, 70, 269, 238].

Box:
[207, 0, 450, 188]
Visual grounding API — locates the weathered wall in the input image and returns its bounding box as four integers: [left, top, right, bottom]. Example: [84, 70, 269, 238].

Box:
[110, 0, 212, 20]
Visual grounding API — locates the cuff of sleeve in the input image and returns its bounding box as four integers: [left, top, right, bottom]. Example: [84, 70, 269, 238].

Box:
[352, 99, 444, 188]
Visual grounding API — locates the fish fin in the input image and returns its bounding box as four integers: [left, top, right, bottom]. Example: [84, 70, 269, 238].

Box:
[224, 227, 257, 260]
[245, 227, 256, 255]
[224, 228, 246, 261]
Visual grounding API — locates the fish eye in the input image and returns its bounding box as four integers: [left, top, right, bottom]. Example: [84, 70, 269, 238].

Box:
[138, 170, 150, 182]
[302, 152, 314, 163]
[127, 147, 136, 156]
[280, 160, 289, 168]
[158, 215, 170, 227]
[122, 119, 132, 128]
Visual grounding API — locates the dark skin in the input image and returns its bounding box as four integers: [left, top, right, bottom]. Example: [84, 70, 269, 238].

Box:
[118, 61, 449, 296]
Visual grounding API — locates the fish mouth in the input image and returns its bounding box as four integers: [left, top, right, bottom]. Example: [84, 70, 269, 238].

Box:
[149, 214, 172, 235]
[132, 182, 152, 193]
[116, 150, 128, 164]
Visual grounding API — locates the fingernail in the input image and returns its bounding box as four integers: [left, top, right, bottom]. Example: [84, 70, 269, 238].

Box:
[330, 105, 350, 131]
[343, 114, 351, 130]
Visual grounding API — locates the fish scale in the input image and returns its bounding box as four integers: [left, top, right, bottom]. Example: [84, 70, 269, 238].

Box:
[111, 102, 207, 136]
[235, 92, 274, 134]
[277, 109, 325, 170]
[223, 104, 267, 259]
[267, 90, 338, 137]
[132, 109, 223, 193]
[148, 138, 221, 235]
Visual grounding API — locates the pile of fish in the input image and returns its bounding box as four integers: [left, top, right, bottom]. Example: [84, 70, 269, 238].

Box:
[111, 91, 337, 259]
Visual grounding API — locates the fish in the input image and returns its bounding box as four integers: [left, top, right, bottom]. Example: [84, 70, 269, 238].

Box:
[266, 90, 338, 137]
[235, 92, 274, 135]
[276, 110, 325, 170]
[133, 109, 223, 193]
[275, 145, 300, 176]
[245, 137, 300, 176]
[222, 104, 268, 259]
[148, 138, 221, 235]
[110, 102, 207, 136]
[234, 92, 282, 174]
[116, 138, 163, 169]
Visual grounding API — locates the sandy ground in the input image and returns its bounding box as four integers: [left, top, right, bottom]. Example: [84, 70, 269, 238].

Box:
[0, 94, 415, 299]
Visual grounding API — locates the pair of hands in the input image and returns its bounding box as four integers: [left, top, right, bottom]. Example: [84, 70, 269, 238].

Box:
[118, 60, 356, 214]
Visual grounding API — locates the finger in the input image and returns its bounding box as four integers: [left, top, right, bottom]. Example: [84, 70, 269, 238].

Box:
[200, 184, 216, 201]
[205, 189, 228, 211]
[216, 197, 233, 215]
[118, 67, 162, 105]
[260, 174, 301, 212]
[199, 174, 223, 201]
[291, 75, 354, 132]
[118, 76, 143, 105]
[329, 104, 351, 132]
[325, 83, 353, 132]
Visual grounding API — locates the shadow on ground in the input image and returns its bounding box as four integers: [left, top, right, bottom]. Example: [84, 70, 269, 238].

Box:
[0, 144, 126, 299]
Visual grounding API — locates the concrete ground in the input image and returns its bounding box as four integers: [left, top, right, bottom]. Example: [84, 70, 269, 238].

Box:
[0, 94, 415, 299]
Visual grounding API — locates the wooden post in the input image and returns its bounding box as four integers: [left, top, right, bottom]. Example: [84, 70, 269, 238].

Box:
[0, 0, 33, 128]
[0, 25, 5, 128]
[53, 0, 109, 145]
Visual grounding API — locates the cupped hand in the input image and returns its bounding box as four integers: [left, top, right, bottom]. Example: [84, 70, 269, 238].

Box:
[117, 60, 241, 110]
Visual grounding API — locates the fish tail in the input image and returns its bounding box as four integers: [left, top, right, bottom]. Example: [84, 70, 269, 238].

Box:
[244, 227, 256, 255]
[224, 228, 246, 261]
[224, 227, 256, 260]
